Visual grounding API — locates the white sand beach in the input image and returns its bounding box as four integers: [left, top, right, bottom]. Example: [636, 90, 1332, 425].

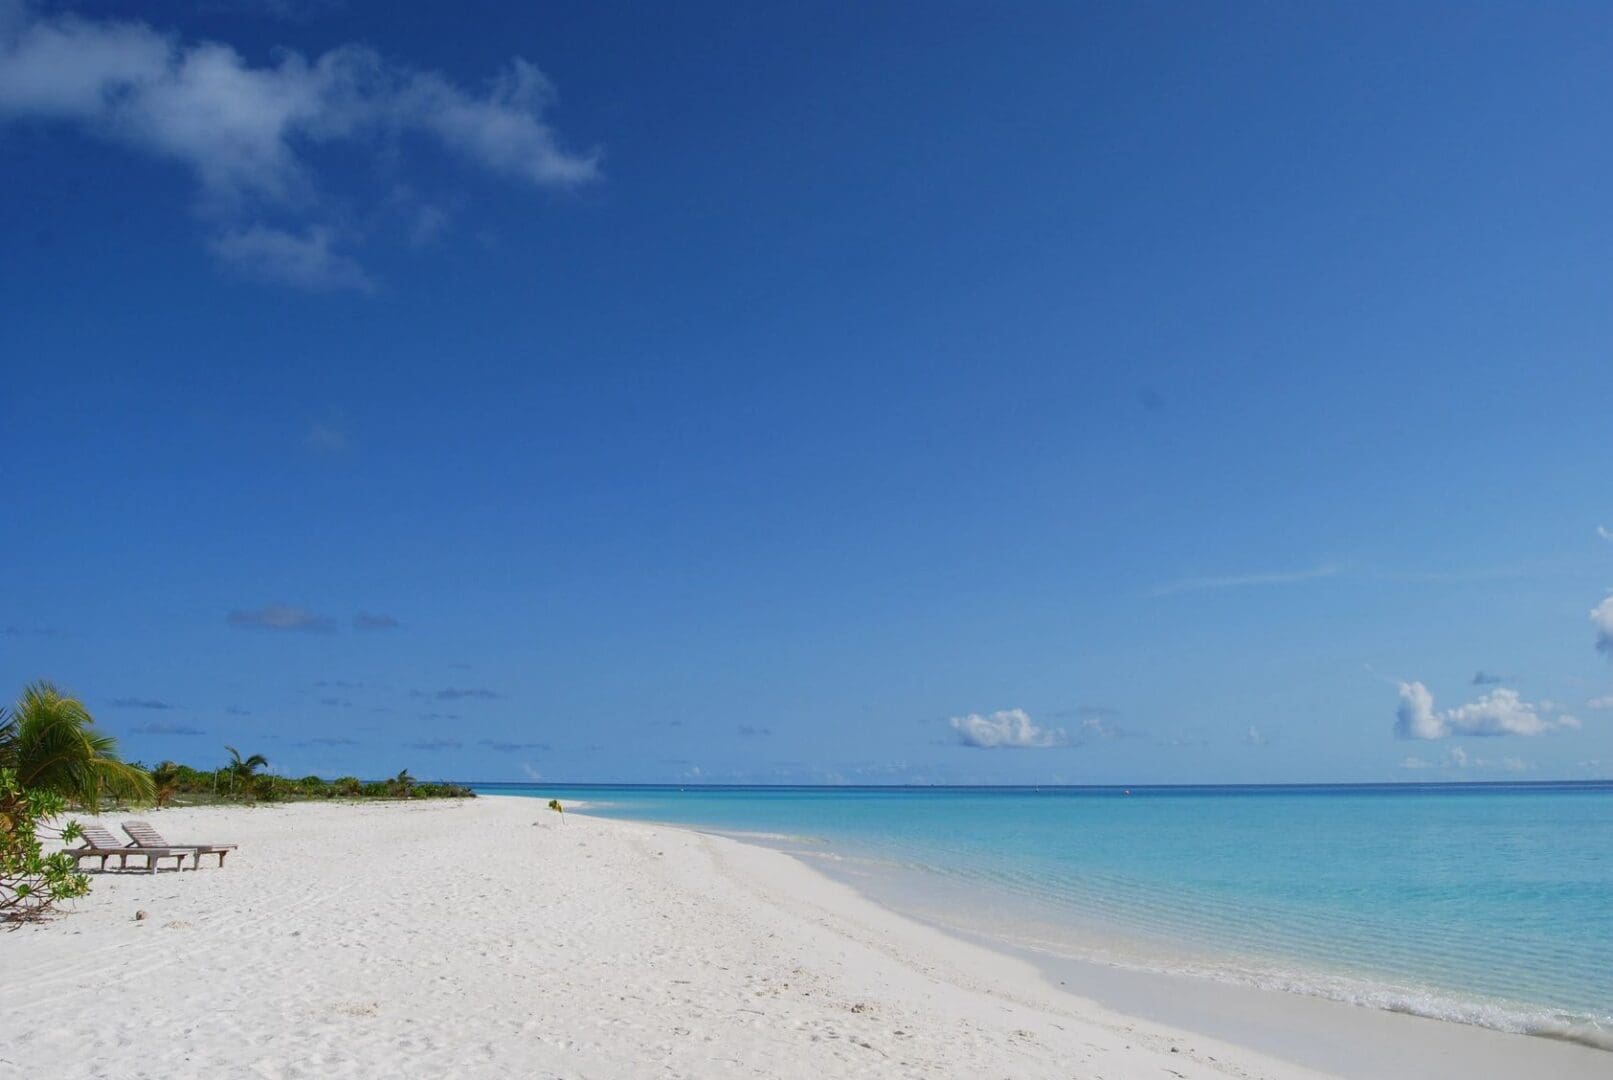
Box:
[1, 796, 1604, 1079]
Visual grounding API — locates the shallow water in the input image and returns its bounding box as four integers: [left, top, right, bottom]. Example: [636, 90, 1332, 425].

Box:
[477, 782, 1613, 1049]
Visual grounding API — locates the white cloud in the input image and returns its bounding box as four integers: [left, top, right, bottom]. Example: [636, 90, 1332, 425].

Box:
[1395, 681, 1579, 740]
[0, 3, 597, 286]
[1592, 594, 1613, 658]
[949, 709, 1067, 749]
[1244, 725, 1268, 746]
[1149, 562, 1343, 597]
[1588, 695, 1613, 710]
[1598, 525, 1612, 542]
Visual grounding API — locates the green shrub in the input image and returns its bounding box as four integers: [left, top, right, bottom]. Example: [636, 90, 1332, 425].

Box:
[1, 767, 89, 922]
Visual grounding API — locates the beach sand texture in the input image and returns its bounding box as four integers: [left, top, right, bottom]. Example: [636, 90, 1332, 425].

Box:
[0, 796, 1597, 1079]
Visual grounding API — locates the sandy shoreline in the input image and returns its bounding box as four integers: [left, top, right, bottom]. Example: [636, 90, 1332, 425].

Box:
[0, 796, 1602, 1078]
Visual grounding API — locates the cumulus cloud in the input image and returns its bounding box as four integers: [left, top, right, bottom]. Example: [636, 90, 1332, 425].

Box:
[228, 603, 336, 631]
[1593, 594, 1613, 658]
[1394, 682, 1579, 739]
[949, 709, 1067, 749]
[131, 720, 205, 735]
[0, 3, 598, 287]
[353, 611, 400, 631]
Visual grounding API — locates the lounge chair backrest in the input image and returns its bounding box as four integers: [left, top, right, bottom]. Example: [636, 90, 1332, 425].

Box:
[79, 823, 125, 849]
[121, 820, 170, 848]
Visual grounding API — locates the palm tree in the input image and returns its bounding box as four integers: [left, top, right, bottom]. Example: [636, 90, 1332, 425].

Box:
[151, 761, 181, 807]
[223, 745, 268, 799]
[0, 682, 153, 807]
[388, 768, 414, 798]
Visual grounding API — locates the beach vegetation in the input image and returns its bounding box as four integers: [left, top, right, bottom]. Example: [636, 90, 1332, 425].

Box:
[136, 752, 472, 805]
[223, 746, 269, 799]
[1, 682, 153, 809]
[387, 769, 415, 798]
[151, 761, 181, 807]
[0, 764, 91, 922]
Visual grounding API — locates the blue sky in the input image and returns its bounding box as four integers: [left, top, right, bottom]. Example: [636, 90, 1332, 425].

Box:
[3, 0, 1611, 783]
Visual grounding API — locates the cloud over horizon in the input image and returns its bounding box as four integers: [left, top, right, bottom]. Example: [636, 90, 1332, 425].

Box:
[1394, 682, 1579, 740]
[0, 1, 599, 288]
[950, 708, 1066, 749]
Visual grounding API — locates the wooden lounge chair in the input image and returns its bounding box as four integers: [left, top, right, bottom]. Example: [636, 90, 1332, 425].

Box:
[72, 823, 189, 873]
[122, 820, 237, 868]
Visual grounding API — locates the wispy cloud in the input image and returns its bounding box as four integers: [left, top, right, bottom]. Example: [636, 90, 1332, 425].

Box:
[949, 709, 1066, 749]
[131, 721, 206, 736]
[1150, 562, 1344, 597]
[214, 226, 372, 292]
[303, 421, 350, 453]
[1244, 725, 1269, 746]
[110, 696, 174, 710]
[480, 738, 550, 752]
[1589, 695, 1613, 710]
[228, 603, 336, 632]
[407, 738, 462, 751]
[415, 687, 500, 701]
[1394, 682, 1579, 740]
[0, 4, 598, 288]
[300, 735, 358, 747]
[1597, 525, 1612, 542]
[1470, 670, 1505, 686]
[353, 611, 400, 631]
[1400, 747, 1530, 772]
[737, 724, 772, 737]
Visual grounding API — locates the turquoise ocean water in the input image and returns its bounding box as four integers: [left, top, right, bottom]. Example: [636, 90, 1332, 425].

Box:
[476, 783, 1613, 1048]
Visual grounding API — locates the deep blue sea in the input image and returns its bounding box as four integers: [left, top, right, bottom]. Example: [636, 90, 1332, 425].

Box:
[475, 783, 1613, 1048]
